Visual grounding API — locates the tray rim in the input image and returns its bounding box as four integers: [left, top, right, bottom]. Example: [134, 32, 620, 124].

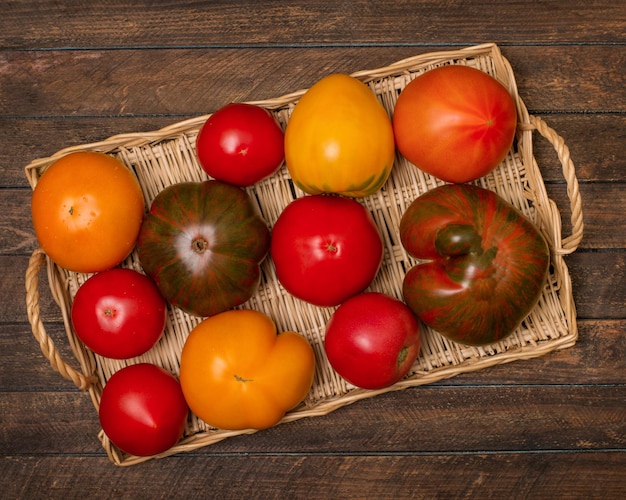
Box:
[24, 42, 583, 466]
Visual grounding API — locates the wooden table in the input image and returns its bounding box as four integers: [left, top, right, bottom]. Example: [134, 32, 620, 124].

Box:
[2, 1, 624, 498]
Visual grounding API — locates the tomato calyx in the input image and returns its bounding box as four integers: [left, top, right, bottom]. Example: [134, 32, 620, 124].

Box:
[191, 236, 209, 254]
[396, 346, 409, 368]
[103, 307, 116, 317]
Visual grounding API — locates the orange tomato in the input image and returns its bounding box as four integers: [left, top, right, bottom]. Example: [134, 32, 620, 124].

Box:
[179, 309, 315, 430]
[31, 151, 145, 273]
[284, 74, 395, 197]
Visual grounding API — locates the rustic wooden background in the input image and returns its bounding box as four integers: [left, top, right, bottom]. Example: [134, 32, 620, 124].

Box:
[1, 1, 624, 498]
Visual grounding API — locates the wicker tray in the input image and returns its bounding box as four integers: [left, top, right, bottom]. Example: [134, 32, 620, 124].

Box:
[24, 43, 584, 466]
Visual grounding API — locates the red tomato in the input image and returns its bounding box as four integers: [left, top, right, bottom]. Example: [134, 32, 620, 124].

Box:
[71, 268, 167, 359]
[196, 103, 285, 186]
[324, 292, 421, 390]
[393, 65, 517, 183]
[270, 195, 383, 307]
[99, 363, 188, 457]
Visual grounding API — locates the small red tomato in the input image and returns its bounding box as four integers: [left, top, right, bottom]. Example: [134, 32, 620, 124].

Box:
[99, 363, 188, 457]
[393, 65, 517, 183]
[196, 103, 285, 186]
[270, 195, 383, 307]
[71, 268, 167, 359]
[324, 292, 421, 390]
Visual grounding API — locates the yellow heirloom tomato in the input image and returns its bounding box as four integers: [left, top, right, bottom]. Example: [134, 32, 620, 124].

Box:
[179, 309, 315, 431]
[284, 74, 395, 197]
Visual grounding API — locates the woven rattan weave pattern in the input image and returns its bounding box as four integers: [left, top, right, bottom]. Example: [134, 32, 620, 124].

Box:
[24, 43, 583, 466]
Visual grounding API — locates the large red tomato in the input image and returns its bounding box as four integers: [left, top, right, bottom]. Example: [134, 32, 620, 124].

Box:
[196, 103, 285, 187]
[137, 180, 271, 317]
[270, 195, 383, 307]
[324, 292, 421, 390]
[400, 184, 550, 346]
[99, 363, 188, 457]
[393, 65, 517, 183]
[71, 268, 167, 359]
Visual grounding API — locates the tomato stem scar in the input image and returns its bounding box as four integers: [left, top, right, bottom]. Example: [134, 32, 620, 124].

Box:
[192, 237, 209, 254]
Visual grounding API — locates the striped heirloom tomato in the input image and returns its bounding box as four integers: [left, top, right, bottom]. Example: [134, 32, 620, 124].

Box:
[400, 184, 550, 346]
[137, 180, 270, 317]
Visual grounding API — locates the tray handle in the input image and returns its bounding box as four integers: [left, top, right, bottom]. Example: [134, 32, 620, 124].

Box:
[527, 115, 584, 254]
[25, 249, 98, 390]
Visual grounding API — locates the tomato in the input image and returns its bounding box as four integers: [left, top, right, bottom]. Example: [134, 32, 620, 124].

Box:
[284, 74, 395, 197]
[71, 268, 167, 359]
[196, 103, 285, 187]
[393, 65, 517, 183]
[400, 184, 550, 346]
[324, 292, 421, 390]
[99, 363, 188, 457]
[270, 194, 383, 307]
[137, 180, 270, 317]
[31, 151, 145, 273]
[179, 309, 315, 430]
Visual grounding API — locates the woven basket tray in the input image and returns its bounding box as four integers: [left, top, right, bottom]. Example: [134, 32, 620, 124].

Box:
[24, 43, 584, 466]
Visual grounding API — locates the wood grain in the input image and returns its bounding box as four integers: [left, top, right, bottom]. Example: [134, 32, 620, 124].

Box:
[2, 453, 624, 499]
[2, 0, 624, 48]
[1, 46, 623, 118]
[1, 0, 624, 497]
[2, 383, 624, 455]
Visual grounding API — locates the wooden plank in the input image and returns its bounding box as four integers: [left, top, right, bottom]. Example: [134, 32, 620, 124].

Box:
[1, 117, 180, 188]
[4, 319, 625, 390]
[3, 114, 624, 187]
[0, 322, 82, 391]
[2, 0, 624, 49]
[2, 453, 625, 498]
[542, 184, 626, 251]
[2, 385, 625, 456]
[567, 252, 626, 320]
[530, 113, 626, 183]
[0, 46, 622, 118]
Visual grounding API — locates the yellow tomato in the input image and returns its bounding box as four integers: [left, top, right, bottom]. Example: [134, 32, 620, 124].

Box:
[284, 74, 395, 197]
[31, 151, 145, 273]
[179, 309, 315, 431]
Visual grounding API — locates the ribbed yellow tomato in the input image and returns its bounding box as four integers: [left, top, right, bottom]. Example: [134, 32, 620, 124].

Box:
[284, 74, 395, 197]
[179, 309, 315, 431]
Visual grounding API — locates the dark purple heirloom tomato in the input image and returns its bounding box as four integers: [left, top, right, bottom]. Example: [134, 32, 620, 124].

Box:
[400, 184, 550, 346]
[137, 180, 270, 317]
